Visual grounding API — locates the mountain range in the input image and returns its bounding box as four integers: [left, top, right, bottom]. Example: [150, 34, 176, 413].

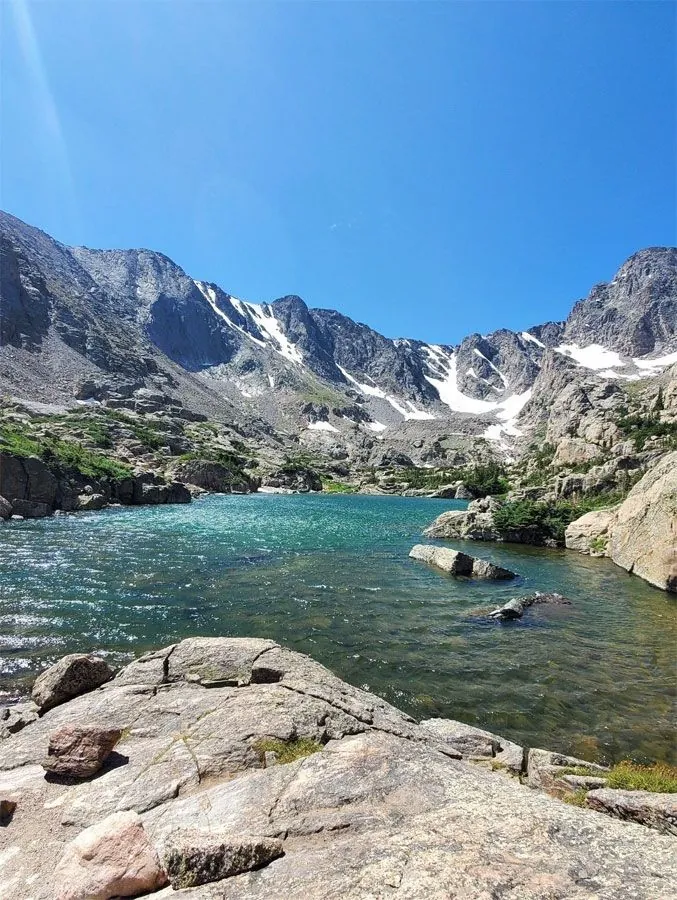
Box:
[1, 210, 675, 466]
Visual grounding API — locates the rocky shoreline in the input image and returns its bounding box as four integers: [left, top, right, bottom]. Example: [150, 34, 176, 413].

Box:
[1, 638, 675, 899]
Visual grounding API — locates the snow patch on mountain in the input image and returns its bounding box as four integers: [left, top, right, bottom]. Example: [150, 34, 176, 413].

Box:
[555, 343, 624, 370]
[336, 366, 435, 421]
[521, 331, 546, 349]
[423, 347, 498, 414]
[307, 421, 338, 432]
[633, 349, 677, 371]
[246, 303, 304, 365]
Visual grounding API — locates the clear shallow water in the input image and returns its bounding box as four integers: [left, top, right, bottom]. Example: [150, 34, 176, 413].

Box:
[0, 493, 675, 764]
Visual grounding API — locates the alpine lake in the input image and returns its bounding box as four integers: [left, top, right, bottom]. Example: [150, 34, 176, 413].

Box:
[1, 493, 675, 765]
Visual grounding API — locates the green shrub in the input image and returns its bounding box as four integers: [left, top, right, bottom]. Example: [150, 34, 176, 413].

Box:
[322, 480, 357, 494]
[616, 412, 677, 450]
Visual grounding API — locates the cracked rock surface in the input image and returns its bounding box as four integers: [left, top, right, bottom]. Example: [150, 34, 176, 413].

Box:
[0, 637, 675, 899]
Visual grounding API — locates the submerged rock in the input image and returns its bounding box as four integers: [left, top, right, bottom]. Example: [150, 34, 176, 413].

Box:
[409, 544, 516, 580]
[32, 654, 114, 713]
[489, 592, 572, 620]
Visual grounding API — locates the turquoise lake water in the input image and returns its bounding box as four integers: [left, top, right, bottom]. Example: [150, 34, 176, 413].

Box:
[0, 493, 675, 764]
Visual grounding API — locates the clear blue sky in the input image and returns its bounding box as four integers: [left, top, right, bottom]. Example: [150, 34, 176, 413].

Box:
[2, 1, 675, 343]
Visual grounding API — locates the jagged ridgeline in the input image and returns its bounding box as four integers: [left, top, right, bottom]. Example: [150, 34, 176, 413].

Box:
[0, 209, 675, 499]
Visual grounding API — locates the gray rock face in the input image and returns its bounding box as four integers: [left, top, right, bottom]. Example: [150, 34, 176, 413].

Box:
[0, 494, 12, 518]
[409, 544, 516, 579]
[1, 638, 675, 899]
[0, 700, 39, 740]
[563, 247, 677, 357]
[31, 654, 114, 713]
[607, 451, 677, 592]
[0, 452, 57, 514]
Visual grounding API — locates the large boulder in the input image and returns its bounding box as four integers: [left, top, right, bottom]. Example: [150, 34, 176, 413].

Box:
[0, 453, 58, 513]
[52, 810, 168, 899]
[43, 725, 122, 778]
[171, 459, 252, 494]
[423, 497, 503, 541]
[565, 507, 617, 556]
[607, 451, 677, 592]
[32, 654, 114, 713]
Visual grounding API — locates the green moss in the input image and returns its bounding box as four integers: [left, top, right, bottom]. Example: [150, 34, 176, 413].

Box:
[606, 761, 677, 793]
[254, 737, 323, 764]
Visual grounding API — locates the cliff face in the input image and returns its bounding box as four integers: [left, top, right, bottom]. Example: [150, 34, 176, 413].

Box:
[0, 638, 674, 898]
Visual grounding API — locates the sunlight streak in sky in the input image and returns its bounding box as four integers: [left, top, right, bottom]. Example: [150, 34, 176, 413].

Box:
[9, 0, 78, 219]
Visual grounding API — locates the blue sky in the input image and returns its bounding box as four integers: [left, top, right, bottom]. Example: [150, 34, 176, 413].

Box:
[2, 1, 675, 343]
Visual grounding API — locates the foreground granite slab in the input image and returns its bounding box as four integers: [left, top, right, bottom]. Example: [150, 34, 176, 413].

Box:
[0, 637, 674, 899]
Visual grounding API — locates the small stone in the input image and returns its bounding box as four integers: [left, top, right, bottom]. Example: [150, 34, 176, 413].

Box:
[53, 810, 168, 900]
[32, 653, 114, 713]
[162, 829, 284, 888]
[43, 724, 122, 778]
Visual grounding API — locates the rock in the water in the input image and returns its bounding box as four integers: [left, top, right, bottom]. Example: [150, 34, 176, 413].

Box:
[470, 558, 516, 580]
[161, 830, 284, 888]
[32, 654, 114, 713]
[409, 544, 474, 575]
[489, 592, 572, 620]
[43, 725, 122, 778]
[53, 810, 168, 900]
[565, 507, 617, 556]
[489, 598, 525, 620]
[77, 492, 107, 511]
[607, 450, 677, 592]
[409, 544, 516, 580]
[0, 494, 12, 519]
[586, 788, 677, 836]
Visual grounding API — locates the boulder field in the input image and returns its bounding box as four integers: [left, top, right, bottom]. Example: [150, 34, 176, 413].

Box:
[0, 638, 675, 899]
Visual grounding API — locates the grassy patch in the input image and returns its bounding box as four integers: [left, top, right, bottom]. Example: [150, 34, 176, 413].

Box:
[0, 424, 132, 479]
[606, 761, 677, 793]
[589, 535, 608, 554]
[561, 789, 589, 807]
[254, 737, 323, 764]
[322, 480, 357, 494]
